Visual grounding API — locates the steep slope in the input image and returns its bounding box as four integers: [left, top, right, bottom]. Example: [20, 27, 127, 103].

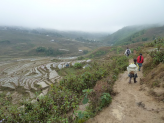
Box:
[116, 26, 164, 45]
[103, 24, 161, 45]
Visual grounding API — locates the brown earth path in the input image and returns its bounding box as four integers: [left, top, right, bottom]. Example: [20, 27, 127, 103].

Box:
[87, 59, 164, 123]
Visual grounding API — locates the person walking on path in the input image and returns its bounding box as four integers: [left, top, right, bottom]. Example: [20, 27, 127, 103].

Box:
[124, 47, 131, 57]
[137, 53, 144, 71]
[127, 63, 138, 83]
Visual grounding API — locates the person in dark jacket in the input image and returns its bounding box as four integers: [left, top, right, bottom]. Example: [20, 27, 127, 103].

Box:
[124, 47, 131, 57]
[137, 53, 144, 71]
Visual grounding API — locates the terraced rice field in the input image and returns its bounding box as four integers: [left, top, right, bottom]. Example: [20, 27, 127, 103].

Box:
[0, 57, 91, 103]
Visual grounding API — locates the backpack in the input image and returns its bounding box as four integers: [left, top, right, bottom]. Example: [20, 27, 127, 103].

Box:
[127, 49, 130, 55]
[130, 71, 134, 74]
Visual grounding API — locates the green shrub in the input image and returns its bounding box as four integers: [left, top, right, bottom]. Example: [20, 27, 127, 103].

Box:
[116, 47, 123, 54]
[83, 50, 89, 54]
[142, 37, 148, 41]
[77, 56, 85, 60]
[0, 86, 80, 122]
[36, 46, 46, 52]
[100, 93, 112, 108]
[74, 63, 83, 69]
[150, 51, 164, 64]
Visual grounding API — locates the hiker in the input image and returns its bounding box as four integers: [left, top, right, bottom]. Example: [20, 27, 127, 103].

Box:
[137, 53, 144, 71]
[127, 63, 138, 83]
[124, 47, 131, 57]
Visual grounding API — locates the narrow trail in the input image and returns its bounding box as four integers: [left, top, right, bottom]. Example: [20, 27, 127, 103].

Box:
[87, 59, 164, 123]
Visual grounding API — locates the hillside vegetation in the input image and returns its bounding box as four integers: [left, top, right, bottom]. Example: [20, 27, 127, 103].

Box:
[116, 26, 164, 45]
[103, 24, 163, 46]
[140, 38, 164, 102]
[0, 26, 104, 57]
[1, 25, 163, 58]
[0, 55, 129, 122]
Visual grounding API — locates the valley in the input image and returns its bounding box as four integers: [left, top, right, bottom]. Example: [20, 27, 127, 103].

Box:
[0, 25, 164, 122]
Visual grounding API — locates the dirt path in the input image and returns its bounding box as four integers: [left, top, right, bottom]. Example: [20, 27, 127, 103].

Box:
[87, 59, 164, 123]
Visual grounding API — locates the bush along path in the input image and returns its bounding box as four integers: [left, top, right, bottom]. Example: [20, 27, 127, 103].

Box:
[87, 59, 164, 123]
[0, 56, 128, 122]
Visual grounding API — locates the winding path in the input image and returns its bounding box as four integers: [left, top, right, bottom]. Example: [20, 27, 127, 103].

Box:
[87, 59, 164, 123]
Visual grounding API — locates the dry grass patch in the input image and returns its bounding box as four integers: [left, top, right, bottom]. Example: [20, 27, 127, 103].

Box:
[148, 89, 164, 102]
[142, 63, 164, 87]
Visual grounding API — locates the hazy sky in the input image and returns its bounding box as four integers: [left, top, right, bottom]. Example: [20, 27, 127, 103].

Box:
[0, 0, 164, 32]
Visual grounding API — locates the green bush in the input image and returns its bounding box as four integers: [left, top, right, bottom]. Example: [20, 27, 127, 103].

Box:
[36, 46, 46, 52]
[74, 63, 83, 69]
[150, 51, 164, 64]
[46, 48, 54, 55]
[77, 56, 85, 60]
[35, 47, 64, 56]
[116, 47, 123, 54]
[83, 50, 89, 54]
[100, 93, 112, 108]
[144, 42, 155, 47]
[0, 86, 80, 122]
[60, 72, 99, 93]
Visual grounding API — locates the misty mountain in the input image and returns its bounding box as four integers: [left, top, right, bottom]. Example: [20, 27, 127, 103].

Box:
[102, 24, 162, 46]
[57, 31, 109, 41]
[116, 25, 164, 45]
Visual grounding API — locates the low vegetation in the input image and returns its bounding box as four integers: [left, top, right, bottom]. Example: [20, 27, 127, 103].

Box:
[0, 27, 99, 57]
[35, 46, 65, 56]
[0, 55, 128, 122]
[141, 37, 164, 102]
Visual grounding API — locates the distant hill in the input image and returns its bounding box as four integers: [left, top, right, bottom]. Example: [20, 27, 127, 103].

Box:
[115, 25, 164, 45]
[0, 26, 106, 57]
[102, 24, 162, 46]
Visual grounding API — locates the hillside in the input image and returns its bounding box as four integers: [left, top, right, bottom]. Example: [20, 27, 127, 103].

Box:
[115, 26, 164, 45]
[0, 26, 104, 57]
[103, 24, 162, 46]
[1, 25, 164, 58]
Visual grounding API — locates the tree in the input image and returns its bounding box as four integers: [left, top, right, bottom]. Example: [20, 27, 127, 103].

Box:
[83, 50, 89, 54]
[36, 47, 46, 52]
[46, 48, 54, 55]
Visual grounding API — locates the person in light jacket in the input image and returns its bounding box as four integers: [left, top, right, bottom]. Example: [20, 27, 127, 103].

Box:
[127, 63, 138, 83]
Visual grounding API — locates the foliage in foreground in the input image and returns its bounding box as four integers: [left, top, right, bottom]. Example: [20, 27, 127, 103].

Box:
[141, 37, 164, 92]
[143, 37, 164, 69]
[0, 56, 128, 122]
